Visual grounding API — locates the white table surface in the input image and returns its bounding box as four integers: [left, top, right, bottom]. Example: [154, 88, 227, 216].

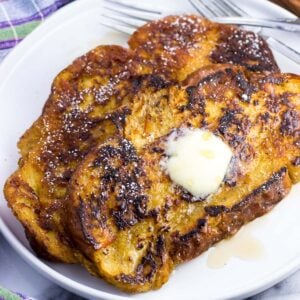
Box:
[1, 233, 300, 300]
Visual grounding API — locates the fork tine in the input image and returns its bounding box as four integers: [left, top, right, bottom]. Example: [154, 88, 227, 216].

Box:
[226, 0, 249, 16]
[224, 1, 300, 63]
[102, 13, 146, 27]
[201, 0, 226, 17]
[188, 0, 203, 17]
[104, 0, 162, 14]
[197, 0, 218, 17]
[188, 0, 212, 18]
[219, 0, 260, 32]
[214, 0, 242, 17]
[99, 19, 135, 35]
[210, 0, 230, 16]
[214, 0, 258, 32]
[103, 5, 160, 21]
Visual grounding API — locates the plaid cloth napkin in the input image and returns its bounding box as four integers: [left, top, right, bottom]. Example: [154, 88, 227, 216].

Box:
[0, 0, 74, 62]
[0, 287, 35, 300]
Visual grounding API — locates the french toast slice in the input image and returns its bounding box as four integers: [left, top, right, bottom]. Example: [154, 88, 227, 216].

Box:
[4, 45, 137, 263]
[128, 15, 279, 81]
[3, 16, 280, 264]
[68, 65, 300, 292]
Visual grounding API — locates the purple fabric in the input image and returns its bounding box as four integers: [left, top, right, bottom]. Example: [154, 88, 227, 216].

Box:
[0, 0, 74, 61]
[0, 38, 22, 50]
[0, 0, 71, 28]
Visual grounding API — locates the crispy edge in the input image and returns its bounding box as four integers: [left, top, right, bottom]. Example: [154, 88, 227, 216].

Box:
[171, 167, 291, 263]
[67, 142, 292, 292]
[4, 172, 77, 262]
[4, 45, 136, 264]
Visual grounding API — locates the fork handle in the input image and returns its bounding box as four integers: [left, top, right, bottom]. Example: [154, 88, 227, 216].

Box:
[213, 17, 300, 32]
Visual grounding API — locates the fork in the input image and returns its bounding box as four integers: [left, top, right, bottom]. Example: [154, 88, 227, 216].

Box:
[192, 0, 300, 64]
[100, 0, 300, 64]
[101, 0, 300, 32]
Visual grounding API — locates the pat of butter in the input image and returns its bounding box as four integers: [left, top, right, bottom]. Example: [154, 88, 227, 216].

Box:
[163, 128, 233, 199]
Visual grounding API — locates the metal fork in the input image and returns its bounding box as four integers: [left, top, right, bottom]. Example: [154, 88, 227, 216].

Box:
[100, 1, 160, 35]
[101, 0, 300, 31]
[100, 0, 300, 63]
[194, 0, 300, 64]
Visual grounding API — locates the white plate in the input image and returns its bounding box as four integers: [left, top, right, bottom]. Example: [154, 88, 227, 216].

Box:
[0, 0, 299, 299]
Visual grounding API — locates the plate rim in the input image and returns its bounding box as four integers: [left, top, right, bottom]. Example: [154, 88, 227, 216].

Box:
[0, 0, 298, 299]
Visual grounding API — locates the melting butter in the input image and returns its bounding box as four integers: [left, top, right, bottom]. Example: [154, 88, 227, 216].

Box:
[163, 128, 233, 199]
[207, 227, 265, 269]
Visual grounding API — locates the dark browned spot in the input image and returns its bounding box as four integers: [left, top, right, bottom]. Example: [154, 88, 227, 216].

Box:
[292, 157, 300, 166]
[205, 205, 229, 217]
[235, 71, 257, 102]
[77, 198, 103, 250]
[259, 112, 271, 124]
[179, 85, 205, 116]
[116, 236, 166, 284]
[224, 156, 240, 187]
[151, 146, 164, 153]
[238, 143, 255, 162]
[211, 28, 278, 72]
[231, 167, 287, 211]
[178, 219, 207, 242]
[131, 74, 171, 93]
[280, 110, 300, 136]
[93, 139, 150, 230]
[218, 109, 251, 148]
[104, 106, 131, 131]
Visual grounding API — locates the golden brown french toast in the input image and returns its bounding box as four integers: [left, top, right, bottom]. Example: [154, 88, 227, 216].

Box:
[4, 45, 137, 264]
[129, 15, 279, 81]
[3, 15, 280, 264]
[68, 65, 300, 292]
